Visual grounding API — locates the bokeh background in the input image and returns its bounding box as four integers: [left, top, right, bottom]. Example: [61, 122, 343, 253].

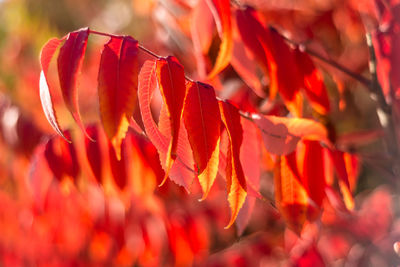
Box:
[0, 0, 399, 266]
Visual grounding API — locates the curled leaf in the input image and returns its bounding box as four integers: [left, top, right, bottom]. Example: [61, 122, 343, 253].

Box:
[219, 100, 247, 229]
[39, 37, 70, 142]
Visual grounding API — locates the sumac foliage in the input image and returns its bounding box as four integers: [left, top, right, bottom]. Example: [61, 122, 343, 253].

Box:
[0, 0, 399, 266]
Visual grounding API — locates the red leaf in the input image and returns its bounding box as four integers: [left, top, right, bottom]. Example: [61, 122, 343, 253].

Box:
[231, 34, 265, 98]
[301, 140, 326, 220]
[138, 60, 193, 190]
[44, 131, 79, 182]
[183, 81, 221, 199]
[109, 139, 127, 189]
[98, 36, 139, 160]
[251, 114, 329, 155]
[235, 7, 303, 115]
[219, 100, 247, 229]
[84, 125, 103, 184]
[191, 0, 215, 78]
[294, 49, 330, 115]
[236, 118, 261, 235]
[39, 37, 70, 142]
[156, 56, 188, 184]
[327, 149, 350, 189]
[57, 27, 91, 138]
[327, 149, 356, 210]
[372, 2, 400, 100]
[295, 245, 326, 267]
[235, 7, 269, 81]
[158, 104, 195, 190]
[275, 153, 308, 234]
[206, 0, 233, 78]
[138, 60, 167, 151]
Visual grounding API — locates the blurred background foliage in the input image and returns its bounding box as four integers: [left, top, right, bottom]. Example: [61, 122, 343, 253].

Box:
[0, 0, 398, 266]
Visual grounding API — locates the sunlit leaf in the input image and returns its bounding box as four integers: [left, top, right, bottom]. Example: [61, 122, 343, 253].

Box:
[251, 114, 329, 155]
[57, 27, 91, 138]
[98, 36, 139, 160]
[183, 81, 221, 199]
[219, 100, 247, 229]
[275, 153, 308, 234]
[39, 37, 70, 141]
[156, 56, 188, 184]
[206, 0, 233, 78]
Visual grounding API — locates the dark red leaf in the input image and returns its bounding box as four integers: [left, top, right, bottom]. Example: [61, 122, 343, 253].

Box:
[57, 27, 91, 138]
[98, 36, 139, 160]
[183, 81, 221, 199]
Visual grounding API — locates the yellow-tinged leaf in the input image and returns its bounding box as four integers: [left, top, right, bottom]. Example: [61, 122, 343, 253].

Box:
[219, 100, 247, 229]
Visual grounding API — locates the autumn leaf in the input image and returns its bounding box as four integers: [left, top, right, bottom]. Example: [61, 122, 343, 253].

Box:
[294, 48, 330, 115]
[235, 7, 303, 115]
[219, 100, 247, 229]
[275, 153, 308, 234]
[206, 0, 233, 78]
[183, 81, 221, 200]
[158, 104, 195, 190]
[138, 60, 166, 150]
[138, 60, 193, 190]
[44, 131, 79, 182]
[236, 117, 261, 235]
[251, 114, 329, 155]
[98, 36, 139, 160]
[39, 37, 70, 142]
[57, 27, 91, 138]
[327, 149, 358, 210]
[301, 140, 326, 220]
[156, 56, 188, 184]
[108, 139, 127, 189]
[191, 0, 215, 78]
[235, 7, 269, 82]
[84, 125, 104, 184]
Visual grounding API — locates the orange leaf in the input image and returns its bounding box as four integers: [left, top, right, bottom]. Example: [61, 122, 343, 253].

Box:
[98, 36, 139, 160]
[57, 27, 91, 138]
[206, 0, 233, 78]
[251, 114, 329, 155]
[275, 153, 308, 234]
[156, 56, 188, 184]
[294, 49, 330, 115]
[219, 100, 247, 229]
[138, 60, 167, 151]
[39, 37, 70, 142]
[183, 81, 221, 199]
[138, 60, 193, 190]
[158, 104, 195, 191]
[191, 0, 215, 78]
[327, 149, 355, 210]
